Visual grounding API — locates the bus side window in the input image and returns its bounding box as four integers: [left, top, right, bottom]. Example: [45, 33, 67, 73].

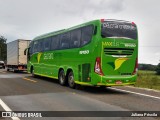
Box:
[33, 41, 38, 53]
[29, 42, 34, 55]
[60, 32, 70, 49]
[70, 28, 81, 48]
[44, 38, 51, 51]
[51, 35, 60, 50]
[81, 25, 94, 46]
[37, 40, 44, 52]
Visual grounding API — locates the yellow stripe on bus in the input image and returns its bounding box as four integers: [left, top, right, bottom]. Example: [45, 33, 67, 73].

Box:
[34, 73, 58, 79]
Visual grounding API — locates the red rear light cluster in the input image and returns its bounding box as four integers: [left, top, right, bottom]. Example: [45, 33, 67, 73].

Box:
[132, 58, 138, 75]
[132, 22, 135, 25]
[101, 19, 105, 22]
[94, 57, 104, 76]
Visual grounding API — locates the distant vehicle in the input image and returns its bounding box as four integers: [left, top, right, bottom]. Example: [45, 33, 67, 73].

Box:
[25, 19, 138, 88]
[7, 39, 31, 72]
[0, 61, 5, 69]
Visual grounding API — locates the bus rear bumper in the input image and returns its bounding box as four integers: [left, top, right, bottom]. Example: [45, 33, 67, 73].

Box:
[96, 74, 137, 86]
[75, 74, 137, 87]
[96, 82, 136, 86]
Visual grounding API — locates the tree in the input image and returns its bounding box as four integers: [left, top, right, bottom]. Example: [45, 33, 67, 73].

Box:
[0, 36, 7, 61]
[156, 63, 160, 75]
[138, 64, 156, 71]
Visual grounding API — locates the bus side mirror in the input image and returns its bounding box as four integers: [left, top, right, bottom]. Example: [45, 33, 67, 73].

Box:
[24, 48, 27, 55]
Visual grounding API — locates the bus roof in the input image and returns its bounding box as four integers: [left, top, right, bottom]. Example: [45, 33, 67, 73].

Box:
[101, 19, 134, 23]
[33, 19, 99, 41]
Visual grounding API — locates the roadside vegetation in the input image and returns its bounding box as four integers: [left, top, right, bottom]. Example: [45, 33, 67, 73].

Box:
[0, 36, 7, 62]
[135, 70, 160, 90]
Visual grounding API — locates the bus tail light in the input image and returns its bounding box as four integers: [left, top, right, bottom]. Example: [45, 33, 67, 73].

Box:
[132, 22, 135, 25]
[132, 58, 138, 75]
[94, 57, 104, 76]
[101, 19, 105, 22]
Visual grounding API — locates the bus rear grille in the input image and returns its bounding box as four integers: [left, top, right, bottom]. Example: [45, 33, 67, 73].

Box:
[104, 48, 134, 56]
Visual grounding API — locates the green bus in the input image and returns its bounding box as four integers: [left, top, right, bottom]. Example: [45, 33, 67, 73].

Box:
[26, 19, 138, 88]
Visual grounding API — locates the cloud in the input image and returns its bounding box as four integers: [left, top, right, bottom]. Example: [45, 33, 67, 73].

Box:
[0, 0, 125, 40]
[92, 0, 125, 14]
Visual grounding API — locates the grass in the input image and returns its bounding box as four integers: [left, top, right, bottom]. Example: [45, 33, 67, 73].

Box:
[135, 70, 160, 90]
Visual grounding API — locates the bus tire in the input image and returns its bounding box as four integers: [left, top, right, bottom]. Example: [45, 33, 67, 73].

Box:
[31, 67, 36, 77]
[58, 70, 66, 86]
[68, 71, 75, 88]
[100, 86, 106, 90]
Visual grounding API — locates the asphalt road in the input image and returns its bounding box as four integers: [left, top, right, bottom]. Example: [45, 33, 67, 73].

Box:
[0, 69, 159, 120]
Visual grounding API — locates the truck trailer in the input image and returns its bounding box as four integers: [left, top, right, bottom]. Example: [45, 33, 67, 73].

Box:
[7, 39, 31, 72]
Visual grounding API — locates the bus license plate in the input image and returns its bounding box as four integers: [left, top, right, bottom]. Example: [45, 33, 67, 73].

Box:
[116, 81, 122, 84]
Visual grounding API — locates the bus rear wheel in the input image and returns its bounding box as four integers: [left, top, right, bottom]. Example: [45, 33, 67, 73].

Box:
[68, 71, 75, 88]
[58, 70, 66, 86]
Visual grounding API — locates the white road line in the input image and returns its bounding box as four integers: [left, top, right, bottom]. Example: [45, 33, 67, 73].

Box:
[109, 87, 160, 100]
[125, 86, 160, 92]
[0, 98, 20, 120]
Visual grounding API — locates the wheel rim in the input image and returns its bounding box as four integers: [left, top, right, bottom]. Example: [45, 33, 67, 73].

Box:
[60, 73, 65, 84]
[68, 74, 74, 87]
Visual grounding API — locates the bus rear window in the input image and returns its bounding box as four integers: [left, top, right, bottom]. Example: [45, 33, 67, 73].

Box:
[101, 21, 137, 40]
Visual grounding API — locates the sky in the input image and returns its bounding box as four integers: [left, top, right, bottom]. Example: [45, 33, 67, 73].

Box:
[0, 0, 160, 65]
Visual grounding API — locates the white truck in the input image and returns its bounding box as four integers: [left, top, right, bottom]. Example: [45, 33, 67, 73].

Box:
[7, 39, 31, 72]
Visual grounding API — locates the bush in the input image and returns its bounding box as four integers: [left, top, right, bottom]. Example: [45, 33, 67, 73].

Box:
[135, 70, 160, 90]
